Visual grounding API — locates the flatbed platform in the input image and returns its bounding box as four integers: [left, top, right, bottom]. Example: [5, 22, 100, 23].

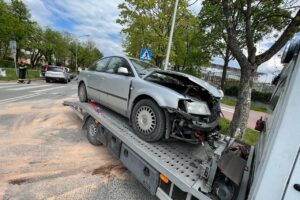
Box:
[64, 100, 252, 200]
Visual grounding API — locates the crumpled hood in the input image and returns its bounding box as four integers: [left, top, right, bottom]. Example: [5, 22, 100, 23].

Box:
[158, 70, 222, 98]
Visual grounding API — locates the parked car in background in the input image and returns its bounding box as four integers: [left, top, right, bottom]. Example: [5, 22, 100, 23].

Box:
[78, 56, 222, 144]
[45, 65, 70, 83]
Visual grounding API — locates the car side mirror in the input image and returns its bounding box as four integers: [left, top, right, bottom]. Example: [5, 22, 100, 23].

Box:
[117, 67, 129, 75]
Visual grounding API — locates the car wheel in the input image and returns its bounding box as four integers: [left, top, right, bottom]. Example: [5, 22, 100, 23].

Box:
[45, 78, 50, 83]
[64, 79, 68, 84]
[86, 117, 102, 146]
[79, 83, 88, 102]
[131, 99, 165, 142]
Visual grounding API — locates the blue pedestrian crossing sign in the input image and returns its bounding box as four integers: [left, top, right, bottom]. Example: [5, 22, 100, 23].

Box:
[140, 48, 152, 61]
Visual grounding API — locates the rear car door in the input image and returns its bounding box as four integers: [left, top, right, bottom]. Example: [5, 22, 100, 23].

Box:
[85, 58, 110, 102]
[101, 57, 134, 116]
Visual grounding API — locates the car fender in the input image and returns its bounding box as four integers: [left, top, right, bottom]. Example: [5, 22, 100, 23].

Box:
[127, 79, 186, 117]
[78, 73, 90, 93]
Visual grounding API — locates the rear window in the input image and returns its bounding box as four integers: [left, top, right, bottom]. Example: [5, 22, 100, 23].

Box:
[47, 66, 64, 72]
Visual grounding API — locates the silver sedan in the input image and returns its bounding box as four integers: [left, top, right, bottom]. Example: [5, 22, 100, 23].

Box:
[78, 56, 222, 144]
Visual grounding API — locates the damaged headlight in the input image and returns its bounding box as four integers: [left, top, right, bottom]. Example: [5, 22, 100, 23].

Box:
[185, 101, 211, 116]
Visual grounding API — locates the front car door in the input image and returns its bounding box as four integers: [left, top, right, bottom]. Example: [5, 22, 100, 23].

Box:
[101, 57, 134, 116]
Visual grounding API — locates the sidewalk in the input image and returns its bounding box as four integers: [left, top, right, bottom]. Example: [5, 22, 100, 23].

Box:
[221, 104, 271, 129]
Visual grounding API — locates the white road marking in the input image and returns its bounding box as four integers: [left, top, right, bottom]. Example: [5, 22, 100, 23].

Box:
[0, 83, 40, 89]
[32, 86, 67, 93]
[71, 93, 78, 97]
[0, 82, 19, 85]
[8, 84, 51, 91]
[221, 107, 234, 113]
[0, 93, 41, 105]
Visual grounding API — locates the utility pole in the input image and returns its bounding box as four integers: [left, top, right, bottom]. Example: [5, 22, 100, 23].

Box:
[164, 0, 179, 71]
[76, 34, 90, 74]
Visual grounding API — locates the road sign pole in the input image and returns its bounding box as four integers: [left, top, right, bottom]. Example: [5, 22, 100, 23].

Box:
[14, 53, 17, 76]
[164, 0, 179, 71]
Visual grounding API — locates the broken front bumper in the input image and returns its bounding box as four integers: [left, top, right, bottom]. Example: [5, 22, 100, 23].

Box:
[166, 107, 221, 144]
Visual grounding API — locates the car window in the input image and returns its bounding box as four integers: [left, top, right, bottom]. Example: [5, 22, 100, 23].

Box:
[105, 57, 131, 75]
[130, 59, 158, 77]
[47, 66, 64, 72]
[88, 57, 109, 71]
[146, 72, 184, 86]
[96, 58, 110, 71]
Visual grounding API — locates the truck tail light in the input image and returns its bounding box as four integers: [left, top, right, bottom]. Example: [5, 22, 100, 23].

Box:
[160, 174, 169, 183]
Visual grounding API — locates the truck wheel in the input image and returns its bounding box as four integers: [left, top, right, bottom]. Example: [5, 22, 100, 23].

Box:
[79, 83, 88, 102]
[86, 117, 102, 146]
[131, 99, 165, 142]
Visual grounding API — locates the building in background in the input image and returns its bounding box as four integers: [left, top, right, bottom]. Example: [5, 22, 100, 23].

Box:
[201, 63, 274, 92]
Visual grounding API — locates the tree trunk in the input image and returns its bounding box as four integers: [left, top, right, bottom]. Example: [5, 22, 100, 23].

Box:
[221, 49, 230, 89]
[229, 66, 256, 137]
[155, 56, 163, 68]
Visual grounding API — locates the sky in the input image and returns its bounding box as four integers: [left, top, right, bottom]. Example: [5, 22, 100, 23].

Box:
[21, 0, 296, 82]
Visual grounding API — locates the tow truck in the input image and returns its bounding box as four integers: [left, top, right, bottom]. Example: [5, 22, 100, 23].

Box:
[63, 39, 300, 200]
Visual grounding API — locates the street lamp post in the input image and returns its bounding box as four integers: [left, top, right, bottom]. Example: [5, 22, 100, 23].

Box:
[76, 34, 90, 74]
[164, 0, 179, 71]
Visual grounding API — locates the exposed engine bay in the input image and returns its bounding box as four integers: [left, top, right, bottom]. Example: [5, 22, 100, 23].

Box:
[145, 71, 221, 144]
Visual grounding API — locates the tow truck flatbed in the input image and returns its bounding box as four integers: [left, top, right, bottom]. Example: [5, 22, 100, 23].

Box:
[63, 100, 253, 200]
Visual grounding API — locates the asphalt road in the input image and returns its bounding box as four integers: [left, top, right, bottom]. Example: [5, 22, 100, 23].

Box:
[221, 104, 270, 129]
[0, 80, 157, 200]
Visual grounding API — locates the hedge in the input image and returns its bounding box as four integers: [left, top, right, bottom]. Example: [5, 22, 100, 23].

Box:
[224, 86, 272, 103]
[0, 60, 15, 68]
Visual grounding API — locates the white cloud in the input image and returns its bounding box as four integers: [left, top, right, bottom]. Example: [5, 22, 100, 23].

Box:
[22, 0, 53, 26]
[23, 0, 124, 56]
[188, 0, 202, 14]
[22, 0, 292, 79]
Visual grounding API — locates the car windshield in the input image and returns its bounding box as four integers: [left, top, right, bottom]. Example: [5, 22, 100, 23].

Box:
[47, 66, 64, 72]
[130, 59, 158, 76]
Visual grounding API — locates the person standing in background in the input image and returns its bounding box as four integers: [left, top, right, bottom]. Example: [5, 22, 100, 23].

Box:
[17, 59, 27, 83]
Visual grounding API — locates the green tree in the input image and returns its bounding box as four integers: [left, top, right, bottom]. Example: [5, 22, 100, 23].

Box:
[27, 23, 44, 68]
[202, 0, 300, 136]
[0, 0, 19, 60]
[117, 0, 198, 68]
[77, 40, 103, 68]
[9, 0, 34, 60]
[173, 12, 211, 76]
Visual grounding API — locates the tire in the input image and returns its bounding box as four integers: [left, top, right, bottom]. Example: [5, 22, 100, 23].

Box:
[131, 99, 165, 142]
[86, 117, 102, 146]
[79, 82, 88, 102]
[45, 78, 50, 83]
[64, 79, 68, 84]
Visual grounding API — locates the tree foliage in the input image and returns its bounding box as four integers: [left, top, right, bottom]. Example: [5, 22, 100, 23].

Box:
[201, 0, 300, 136]
[117, 0, 210, 72]
[0, 0, 103, 71]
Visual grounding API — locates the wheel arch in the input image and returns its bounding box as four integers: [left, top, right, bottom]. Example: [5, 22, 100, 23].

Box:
[129, 94, 161, 123]
[129, 94, 171, 139]
[78, 80, 85, 89]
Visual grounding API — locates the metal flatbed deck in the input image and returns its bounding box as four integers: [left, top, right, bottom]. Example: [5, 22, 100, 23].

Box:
[64, 100, 250, 200]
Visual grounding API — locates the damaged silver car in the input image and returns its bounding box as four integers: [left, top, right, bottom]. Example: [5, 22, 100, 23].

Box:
[78, 56, 222, 143]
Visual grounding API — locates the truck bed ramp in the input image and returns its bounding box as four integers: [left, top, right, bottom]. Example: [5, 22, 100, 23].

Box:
[64, 100, 253, 200]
